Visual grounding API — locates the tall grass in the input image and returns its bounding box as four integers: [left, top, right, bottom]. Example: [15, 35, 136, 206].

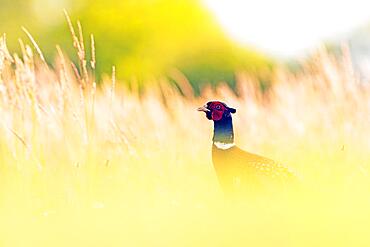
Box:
[0, 21, 370, 246]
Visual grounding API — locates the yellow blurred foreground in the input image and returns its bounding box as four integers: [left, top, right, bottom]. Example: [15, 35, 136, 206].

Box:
[0, 31, 370, 246]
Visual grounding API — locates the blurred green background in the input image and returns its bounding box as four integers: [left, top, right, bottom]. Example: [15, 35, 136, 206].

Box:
[0, 0, 274, 91]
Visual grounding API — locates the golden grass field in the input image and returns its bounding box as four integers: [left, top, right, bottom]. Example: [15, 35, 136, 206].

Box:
[1, 20, 370, 246]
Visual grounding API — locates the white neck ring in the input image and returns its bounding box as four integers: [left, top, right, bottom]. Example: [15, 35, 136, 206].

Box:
[213, 142, 235, 150]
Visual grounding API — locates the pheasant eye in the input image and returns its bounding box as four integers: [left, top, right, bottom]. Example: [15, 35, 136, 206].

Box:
[215, 105, 221, 110]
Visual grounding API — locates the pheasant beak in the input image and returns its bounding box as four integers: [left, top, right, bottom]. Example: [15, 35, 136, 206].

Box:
[197, 105, 210, 112]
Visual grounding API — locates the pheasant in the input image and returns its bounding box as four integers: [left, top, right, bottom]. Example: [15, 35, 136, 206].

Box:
[198, 101, 296, 197]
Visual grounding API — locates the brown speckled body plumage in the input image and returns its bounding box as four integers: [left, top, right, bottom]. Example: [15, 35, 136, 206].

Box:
[212, 144, 295, 196]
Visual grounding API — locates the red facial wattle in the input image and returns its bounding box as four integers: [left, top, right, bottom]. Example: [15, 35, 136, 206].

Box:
[211, 110, 223, 121]
[209, 102, 226, 121]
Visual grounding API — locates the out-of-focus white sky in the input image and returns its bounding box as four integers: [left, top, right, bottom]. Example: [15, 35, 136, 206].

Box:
[204, 0, 370, 57]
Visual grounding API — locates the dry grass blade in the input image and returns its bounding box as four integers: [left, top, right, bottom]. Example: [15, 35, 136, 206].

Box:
[169, 68, 194, 98]
[8, 127, 28, 149]
[77, 20, 89, 83]
[71, 61, 82, 81]
[56, 45, 68, 84]
[63, 9, 80, 51]
[0, 34, 14, 64]
[111, 65, 116, 104]
[64, 9, 88, 87]
[21, 26, 47, 65]
[90, 34, 96, 70]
